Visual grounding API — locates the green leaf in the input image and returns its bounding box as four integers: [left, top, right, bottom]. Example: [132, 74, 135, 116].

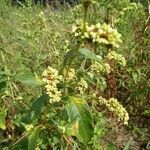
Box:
[132, 71, 138, 84]
[77, 69, 93, 84]
[141, 110, 150, 117]
[16, 73, 44, 87]
[0, 81, 7, 97]
[63, 50, 75, 67]
[22, 94, 49, 124]
[79, 48, 102, 63]
[31, 94, 49, 118]
[97, 77, 107, 92]
[0, 70, 11, 76]
[28, 125, 41, 150]
[0, 71, 7, 96]
[66, 96, 94, 144]
[106, 143, 116, 150]
[0, 108, 7, 130]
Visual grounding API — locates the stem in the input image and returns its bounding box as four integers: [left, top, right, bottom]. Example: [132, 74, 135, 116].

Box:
[12, 132, 29, 147]
[63, 40, 83, 96]
[83, 5, 88, 31]
[62, 1, 90, 96]
[63, 69, 68, 96]
[83, 1, 90, 31]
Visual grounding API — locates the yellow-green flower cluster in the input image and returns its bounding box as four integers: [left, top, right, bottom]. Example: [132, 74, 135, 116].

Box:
[99, 96, 129, 125]
[67, 68, 76, 81]
[106, 51, 126, 66]
[72, 22, 122, 48]
[100, 23, 122, 48]
[38, 11, 47, 30]
[72, 20, 89, 38]
[90, 61, 111, 74]
[75, 78, 88, 94]
[42, 67, 62, 103]
[87, 72, 94, 79]
[53, 32, 61, 43]
[71, 4, 82, 14]
[63, 40, 70, 52]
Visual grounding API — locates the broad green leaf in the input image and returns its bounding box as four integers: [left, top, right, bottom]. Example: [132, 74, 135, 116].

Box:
[66, 96, 94, 144]
[0, 108, 7, 130]
[28, 125, 41, 150]
[16, 73, 44, 87]
[22, 94, 49, 124]
[66, 127, 75, 136]
[31, 94, 49, 118]
[79, 48, 102, 63]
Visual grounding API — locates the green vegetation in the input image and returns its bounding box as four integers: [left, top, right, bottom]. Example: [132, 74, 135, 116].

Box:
[0, 0, 149, 149]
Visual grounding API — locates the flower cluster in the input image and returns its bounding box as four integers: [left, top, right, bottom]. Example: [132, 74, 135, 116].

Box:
[63, 40, 70, 52]
[99, 23, 122, 48]
[72, 20, 89, 38]
[38, 11, 47, 30]
[99, 96, 129, 125]
[71, 4, 82, 15]
[67, 68, 76, 81]
[75, 78, 88, 94]
[106, 51, 126, 66]
[42, 67, 62, 103]
[72, 21, 122, 48]
[90, 61, 111, 74]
